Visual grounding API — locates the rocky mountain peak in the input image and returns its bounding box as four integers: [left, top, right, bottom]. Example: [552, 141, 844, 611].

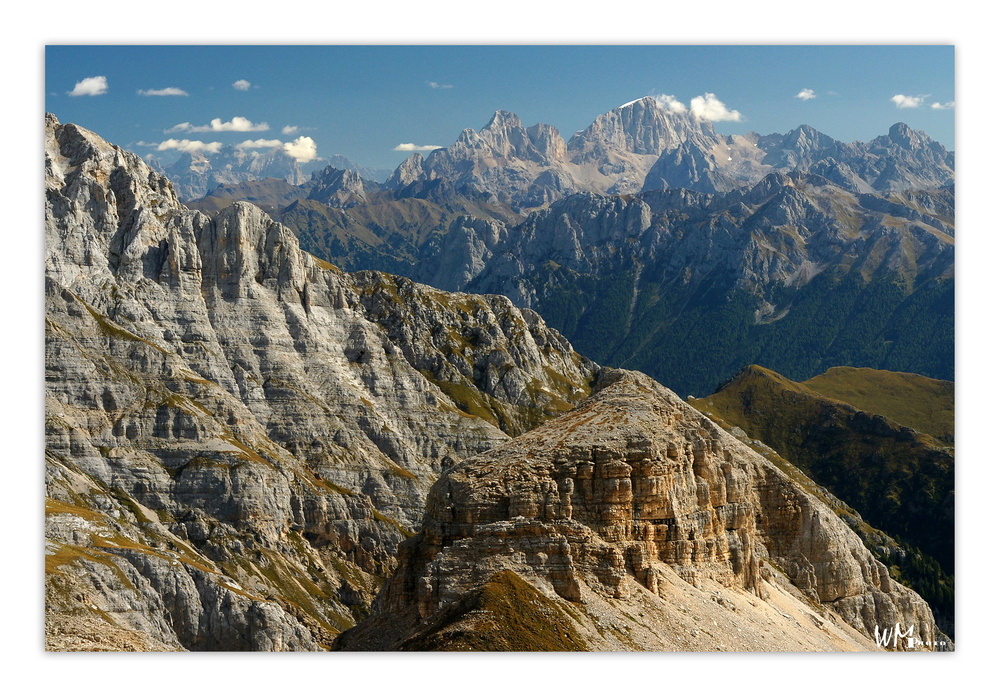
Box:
[526, 122, 568, 162]
[569, 96, 716, 160]
[887, 122, 927, 150]
[385, 152, 425, 189]
[306, 166, 368, 207]
[471, 109, 563, 164]
[643, 140, 739, 194]
[484, 109, 524, 130]
[786, 124, 834, 149]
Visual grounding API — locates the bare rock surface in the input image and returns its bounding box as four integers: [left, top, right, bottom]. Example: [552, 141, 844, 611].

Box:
[336, 370, 938, 651]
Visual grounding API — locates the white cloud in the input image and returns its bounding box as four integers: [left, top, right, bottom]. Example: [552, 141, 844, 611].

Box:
[283, 136, 318, 162]
[167, 116, 270, 133]
[891, 94, 924, 109]
[230, 136, 318, 161]
[427, 81, 453, 89]
[68, 76, 108, 97]
[232, 79, 252, 91]
[931, 101, 956, 110]
[394, 143, 444, 152]
[235, 139, 284, 149]
[652, 94, 688, 113]
[689, 93, 743, 122]
[155, 139, 223, 154]
[795, 88, 817, 101]
[282, 125, 299, 135]
[137, 87, 188, 97]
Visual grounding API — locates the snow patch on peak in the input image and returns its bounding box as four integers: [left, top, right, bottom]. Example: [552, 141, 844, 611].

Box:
[617, 97, 650, 109]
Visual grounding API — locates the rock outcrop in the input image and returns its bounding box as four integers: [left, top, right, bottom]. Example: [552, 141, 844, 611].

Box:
[691, 364, 955, 634]
[306, 166, 373, 208]
[44, 114, 597, 650]
[336, 370, 940, 651]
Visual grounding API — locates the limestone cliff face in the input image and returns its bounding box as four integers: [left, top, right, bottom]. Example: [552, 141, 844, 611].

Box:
[44, 114, 597, 650]
[337, 370, 938, 651]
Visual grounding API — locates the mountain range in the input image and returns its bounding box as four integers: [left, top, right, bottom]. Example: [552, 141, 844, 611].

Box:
[383, 97, 954, 207]
[151, 146, 391, 201]
[44, 114, 948, 651]
[185, 98, 953, 396]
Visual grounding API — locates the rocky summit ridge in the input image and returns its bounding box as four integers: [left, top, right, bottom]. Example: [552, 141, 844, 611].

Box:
[336, 370, 939, 651]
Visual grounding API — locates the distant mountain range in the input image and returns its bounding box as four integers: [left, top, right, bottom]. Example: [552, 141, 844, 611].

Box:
[441, 175, 954, 396]
[382, 97, 954, 208]
[180, 98, 953, 396]
[150, 146, 392, 201]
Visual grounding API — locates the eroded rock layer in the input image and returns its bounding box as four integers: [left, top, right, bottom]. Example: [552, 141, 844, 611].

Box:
[337, 370, 938, 651]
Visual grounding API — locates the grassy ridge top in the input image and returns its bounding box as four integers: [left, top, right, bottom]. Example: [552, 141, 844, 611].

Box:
[802, 366, 953, 444]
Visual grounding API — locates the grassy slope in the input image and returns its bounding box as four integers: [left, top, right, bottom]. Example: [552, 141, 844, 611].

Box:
[802, 366, 954, 444]
[396, 570, 589, 651]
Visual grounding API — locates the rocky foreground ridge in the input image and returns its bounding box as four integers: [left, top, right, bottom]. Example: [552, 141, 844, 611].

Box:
[691, 365, 955, 635]
[336, 370, 940, 651]
[44, 114, 595, 650]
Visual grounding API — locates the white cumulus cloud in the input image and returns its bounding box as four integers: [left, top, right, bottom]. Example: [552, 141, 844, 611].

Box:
[68, 76, 108, 97]
[427, 81, 453, 89]
[652, 94, 688, 113]
[156, 139, 223, 154]
[796, 88, 817, 101]
[283, 136, 318, 162]
[234, 136, 318, 161]
[891, 94, 924, 109]
[232, 79, 252, 91]
[137, 87, 188, 97]
[689, 93, 743, 122]
[167, 116, 270, 133]
[931, 101, 956, 110]
[394, 143, 444, 152]
[282, 125, 300, 135]
[235, 139, 284, 149]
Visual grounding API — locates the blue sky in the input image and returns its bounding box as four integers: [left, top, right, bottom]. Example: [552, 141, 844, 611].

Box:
[45, 45, 955, 171]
